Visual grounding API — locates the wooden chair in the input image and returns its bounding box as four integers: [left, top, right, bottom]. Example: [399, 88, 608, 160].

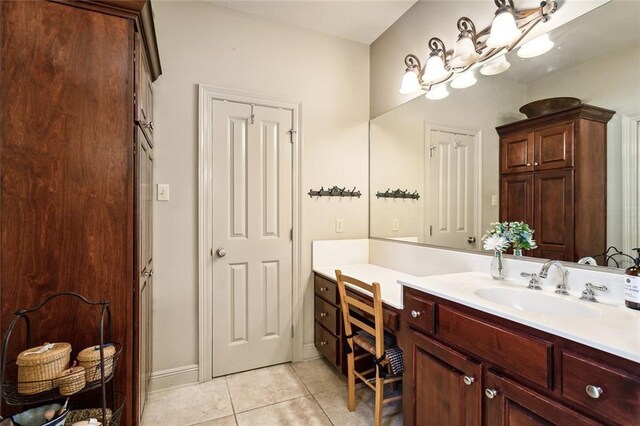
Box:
[335, 269, 402, 426]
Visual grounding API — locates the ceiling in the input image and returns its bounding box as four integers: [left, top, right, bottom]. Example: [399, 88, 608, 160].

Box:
[207, 0, 417, 44]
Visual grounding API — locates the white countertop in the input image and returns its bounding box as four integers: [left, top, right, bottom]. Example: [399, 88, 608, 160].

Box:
[400, 272, 640, 363]
[313, 264, 416, 309]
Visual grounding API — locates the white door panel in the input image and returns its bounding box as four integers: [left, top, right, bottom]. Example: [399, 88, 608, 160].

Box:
[212, 101, 293, 376]
[426, 129, 476, 250]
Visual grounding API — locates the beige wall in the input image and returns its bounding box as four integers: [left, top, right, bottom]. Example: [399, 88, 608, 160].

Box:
[152, 1, 369, 378]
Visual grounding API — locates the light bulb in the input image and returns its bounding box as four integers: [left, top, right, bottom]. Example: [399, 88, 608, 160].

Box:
[423, 54, 449, 84]
[399, 69, 421, 94]
[517, 33, 554, 58]
[451, 36, 479, 69]
[486, 8, 520, 48]
[425, 85, 449, 100]
[450, 72, 477, 89]
[480, 55, 511, 76]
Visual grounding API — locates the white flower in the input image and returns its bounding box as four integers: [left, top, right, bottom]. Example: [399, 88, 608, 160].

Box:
[483, 234, 509, 252]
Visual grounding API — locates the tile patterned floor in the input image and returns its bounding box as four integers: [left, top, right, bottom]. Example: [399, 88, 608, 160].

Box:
[142, 358, 403, 425]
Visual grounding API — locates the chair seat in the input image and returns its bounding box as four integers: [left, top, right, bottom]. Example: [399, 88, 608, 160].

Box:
[353, 334, 377, 355]
[352, 331, 404, 376]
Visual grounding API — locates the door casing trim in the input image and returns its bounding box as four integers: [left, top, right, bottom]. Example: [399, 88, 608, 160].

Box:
[198, 85, 302, 382]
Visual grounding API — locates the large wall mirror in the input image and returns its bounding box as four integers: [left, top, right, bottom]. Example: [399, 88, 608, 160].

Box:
[370, 1, 640, 270]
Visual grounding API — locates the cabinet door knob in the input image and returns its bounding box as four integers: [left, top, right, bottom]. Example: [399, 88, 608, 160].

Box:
[411, 310, 421, 318]
[319, 312, 328, 318]
[463, 375, 475, 386]
[485, 389, 498, 399]
[585, 385, 603, 399]
[526, 163, 532, 167]
[534, 162, 539, 166]
[319, 341, 328, 346]
[319, 287, 328, 292]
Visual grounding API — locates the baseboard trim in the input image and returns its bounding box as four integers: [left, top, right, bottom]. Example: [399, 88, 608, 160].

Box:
[303, 343, 321, 361]
[149, 364, 199, 394]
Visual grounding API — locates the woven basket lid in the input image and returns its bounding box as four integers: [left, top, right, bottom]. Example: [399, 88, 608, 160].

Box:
[58, 365, 85, 377]
[77, 344, 116, 362]
[17, 342, 72, 366]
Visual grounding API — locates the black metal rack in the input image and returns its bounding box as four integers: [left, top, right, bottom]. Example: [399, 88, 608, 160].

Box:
[376, 188, 420, 200]
[0, 292, 123, 425]
[308, 186, 362, 198]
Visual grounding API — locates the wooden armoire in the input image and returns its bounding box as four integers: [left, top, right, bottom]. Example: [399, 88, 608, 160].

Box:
[0, 1, 160, 424]
[496, 104, 614, 262]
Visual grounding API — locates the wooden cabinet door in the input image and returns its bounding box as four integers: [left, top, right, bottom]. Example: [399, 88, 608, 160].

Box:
[136, 127, 153, 422]
[534, 123, 574, 171]
[500, 132, 534, 174]
[484, 372, 599, 425]
[533, 170, 574, 260]
[404, 330, 481, 426]
[500, 174, 534, 225]
[135, 34, 154, 143]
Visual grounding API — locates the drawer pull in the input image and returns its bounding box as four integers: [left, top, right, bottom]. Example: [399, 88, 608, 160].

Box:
[319, 312, 328, 318]
[585, 385, 603, 399]
[463, 375, 475, 386]
[411, 310, 421, 318]
[526, 163, 532, 167]
[319, 287, 328, 292]
[485, 389, 498, 399]
[319, 341, 328, 346]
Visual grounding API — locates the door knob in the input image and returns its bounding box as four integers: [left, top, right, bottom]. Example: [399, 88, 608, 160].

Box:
[216, 248, 227, 257]
[467, 236, 476, 244]
[485, 389, 498, 399]
[585, 385, 603, 399]
[463, 375, 475, 386]
[411, 310, 421, 318]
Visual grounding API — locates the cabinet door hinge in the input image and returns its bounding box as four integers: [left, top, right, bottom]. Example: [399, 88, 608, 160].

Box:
[291, 325, 294, 338]
[429, 146, 436, 158]
[287, 129, 296, 144]
[290, 228, 293, 241]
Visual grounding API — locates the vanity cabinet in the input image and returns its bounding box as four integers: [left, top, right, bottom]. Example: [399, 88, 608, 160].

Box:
[402, 287, 640, 426]
[497, 105, 614, 261]
[313, 273, 400, 375]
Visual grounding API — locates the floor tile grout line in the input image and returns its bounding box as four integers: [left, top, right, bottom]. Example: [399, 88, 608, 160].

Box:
[224, 375, 239, 416]
[233, 394, 314, 417]
[309, 392, 336, 426]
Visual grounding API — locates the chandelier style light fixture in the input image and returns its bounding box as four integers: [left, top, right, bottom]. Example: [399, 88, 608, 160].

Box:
[399, 0, 558, 99]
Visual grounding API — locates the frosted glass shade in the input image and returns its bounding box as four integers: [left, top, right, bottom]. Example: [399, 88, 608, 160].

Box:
[425, 85, 449, 100]
[486, 9, 520, 48]
[423, 54, 449, 84]
[399, 69, 421, 94]
[480, 55, 511, 76]
[451, 36, 479, 69]
[518, 34, 554, 58]
[450, 72, 477, 89]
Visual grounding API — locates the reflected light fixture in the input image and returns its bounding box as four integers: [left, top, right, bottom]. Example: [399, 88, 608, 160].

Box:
[518, 33, 554, 58]
[480, 55, 511, 76]
[425, 84, 449, 100]
[400, 0, 557, 96]
[450, 71, 478, 89]
[486, 0, 521, 48]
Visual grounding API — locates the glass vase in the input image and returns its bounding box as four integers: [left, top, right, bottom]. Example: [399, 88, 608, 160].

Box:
[490, 250, 505, 280]
[513, 248, 523, 256]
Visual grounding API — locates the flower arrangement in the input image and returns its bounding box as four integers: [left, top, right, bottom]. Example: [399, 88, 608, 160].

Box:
[482, 221, 537, 253]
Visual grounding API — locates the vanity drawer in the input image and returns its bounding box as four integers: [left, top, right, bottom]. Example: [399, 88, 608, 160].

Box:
[315, 296, 340, 335]
[562, 352, 640, 425]
[404, 290, 435, 334]
[315, 322, 339, 367]
[438, 306, 553, 389]
[314, 274, 339, 305]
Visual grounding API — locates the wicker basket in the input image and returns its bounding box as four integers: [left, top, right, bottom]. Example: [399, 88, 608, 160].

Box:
[77, 344, 116, 383]
[16, 342, 71, 395]
[54, 365, 86, 395]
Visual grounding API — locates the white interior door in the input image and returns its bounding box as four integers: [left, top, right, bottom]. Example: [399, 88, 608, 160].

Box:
[212, 100, 293, 377]
[425, 129, 477, 250]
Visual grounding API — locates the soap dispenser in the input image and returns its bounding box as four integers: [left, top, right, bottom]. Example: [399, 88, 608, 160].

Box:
[624, 248, 640, 310]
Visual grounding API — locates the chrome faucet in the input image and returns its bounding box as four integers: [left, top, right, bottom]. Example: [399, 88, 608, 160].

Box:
[539, 260, 569, 295]
[520, 272, 542, 290]
[580, 282, 608, 302]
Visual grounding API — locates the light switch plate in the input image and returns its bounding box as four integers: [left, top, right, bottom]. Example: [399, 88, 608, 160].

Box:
[491, 195, 498, 207]
[157, 184, 170, 201]
[335, 218, 344, 233]
[392, 218, 399, 231]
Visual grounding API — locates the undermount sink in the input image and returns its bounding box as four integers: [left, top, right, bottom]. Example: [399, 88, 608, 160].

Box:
[473, 287, 601, 318]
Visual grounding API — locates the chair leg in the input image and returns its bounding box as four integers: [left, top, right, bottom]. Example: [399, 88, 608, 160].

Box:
[374, 374, 384, 426]
[347, 352, 356, 411]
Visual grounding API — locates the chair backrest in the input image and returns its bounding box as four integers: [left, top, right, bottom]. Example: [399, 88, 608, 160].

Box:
[335, 269, 385, 359]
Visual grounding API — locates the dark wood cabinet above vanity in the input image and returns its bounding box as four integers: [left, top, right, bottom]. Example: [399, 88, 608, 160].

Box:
[497, 105, 615, 262]
[401, 286, 640, 426]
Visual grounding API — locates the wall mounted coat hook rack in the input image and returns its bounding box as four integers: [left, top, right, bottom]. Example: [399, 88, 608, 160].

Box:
[376, 188, 420, 200]
[308, 186, 362, 198]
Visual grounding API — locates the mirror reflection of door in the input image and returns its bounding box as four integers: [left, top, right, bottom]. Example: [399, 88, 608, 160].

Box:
[424, 128, 478, 250]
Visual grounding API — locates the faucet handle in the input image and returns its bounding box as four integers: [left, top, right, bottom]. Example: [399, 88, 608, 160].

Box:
[521, 272, 541, 290]
[580, 282, 607, 302]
